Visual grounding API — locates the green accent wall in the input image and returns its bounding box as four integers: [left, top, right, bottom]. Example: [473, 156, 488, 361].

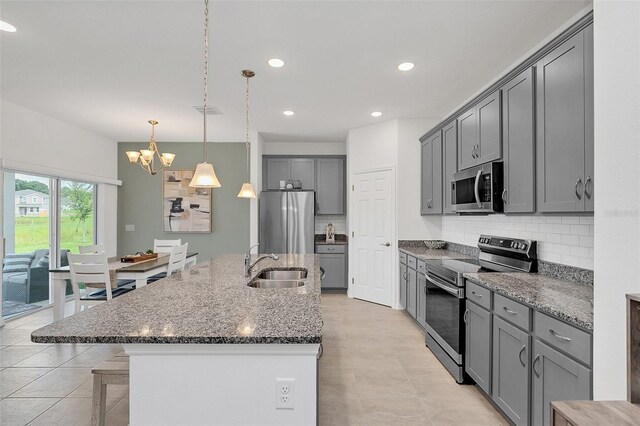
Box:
[117, 142, 249, 262]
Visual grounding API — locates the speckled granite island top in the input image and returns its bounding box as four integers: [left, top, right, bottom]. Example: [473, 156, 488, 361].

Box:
[32, 254, 323, 344]
[398, 244, 474, 261]
[464, 272, 593, 331]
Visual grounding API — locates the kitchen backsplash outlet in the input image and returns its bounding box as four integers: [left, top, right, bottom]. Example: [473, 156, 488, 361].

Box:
[315, 215, 347, 234]
[442, 215, 593, 270]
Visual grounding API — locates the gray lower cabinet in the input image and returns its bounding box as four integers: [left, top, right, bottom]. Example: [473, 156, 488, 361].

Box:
[316, 245, 347, 289]
[501, 67, 535, 213]
[442, 121, 457, 214]
[406, 266, 417, 319]
[465, 301, 492, 395]
[492, 317, 530, 426]
[416, 272, 427, 329]
[536, 25, 593, 213]
[421, 132, 443, 215]
[532, 340, 592, 426]
[399, 263, 407, 309]
[315, 158, 345, 215]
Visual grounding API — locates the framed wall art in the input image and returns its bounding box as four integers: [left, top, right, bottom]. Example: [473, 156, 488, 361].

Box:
[162, 170, 211, 233]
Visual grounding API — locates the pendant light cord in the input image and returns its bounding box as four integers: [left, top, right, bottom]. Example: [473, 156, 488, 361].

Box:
[245, 74, 250, 178]
[202, 0, 209, 162]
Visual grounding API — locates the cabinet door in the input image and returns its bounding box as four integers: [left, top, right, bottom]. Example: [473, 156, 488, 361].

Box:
[399, 263, 407, 309]
[416, 272, 427, 329]
[492, 317, 531, 426]
[476, 91, 502, 164]
[319, 253, 346, 289]
[316, 158, 345, 215]
[502, 67, 535, 213]
[421, 133, 443, 215]
[291, 158, 316, 189]
[583, 23, 594, 212]
[458, 108, 477, 170]
[536, 30, 586, 212]
[407, 267, 417, 319]
[442, 121, 458, 214]
[265, 158, 291, 190]
[465, 301, 492, 395]
[532, 340, 592, 426]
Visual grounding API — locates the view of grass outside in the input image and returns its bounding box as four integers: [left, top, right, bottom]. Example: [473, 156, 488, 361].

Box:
[14, 214, 95, 254]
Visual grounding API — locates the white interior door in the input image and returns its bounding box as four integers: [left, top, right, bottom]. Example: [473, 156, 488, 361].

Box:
[351, 169, 394, 306]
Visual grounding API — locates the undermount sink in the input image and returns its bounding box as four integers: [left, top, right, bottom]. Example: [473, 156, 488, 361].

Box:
[256, 269, 308, 280]
[247, 279, 305, 289]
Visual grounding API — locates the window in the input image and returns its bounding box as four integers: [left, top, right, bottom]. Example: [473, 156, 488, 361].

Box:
[19, 196, 25, 203]
[32, 196, 38, 203]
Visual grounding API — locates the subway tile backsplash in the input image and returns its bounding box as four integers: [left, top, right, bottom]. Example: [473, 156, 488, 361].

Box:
[442, 215, 594, 270]
[315, 215, 347, 234]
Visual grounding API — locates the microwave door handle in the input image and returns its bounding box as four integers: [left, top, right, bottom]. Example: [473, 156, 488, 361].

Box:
[474, 170, 482, 208]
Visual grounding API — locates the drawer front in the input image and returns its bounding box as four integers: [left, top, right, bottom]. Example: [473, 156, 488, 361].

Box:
[417, 260, 426, 274]
[399, 252, 407, 265]
[466, 280, 492, 310]
[407, 255, 417, 270]
[316, 244, 346, 254]
[494, 293, 531, 331]
[534, 311, 592, 366]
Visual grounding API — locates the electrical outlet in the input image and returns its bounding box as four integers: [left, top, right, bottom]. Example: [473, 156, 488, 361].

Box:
[275, 378, 295, 409]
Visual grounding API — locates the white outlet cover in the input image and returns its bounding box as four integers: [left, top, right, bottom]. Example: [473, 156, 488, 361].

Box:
[125, 224, 135, 232]
[275, 378, 295, 410]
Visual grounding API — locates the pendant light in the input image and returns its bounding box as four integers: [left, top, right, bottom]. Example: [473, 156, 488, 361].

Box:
[189, 0, 221, 188]
[125, 120, 175, 175]
[237, 70, 257, 199]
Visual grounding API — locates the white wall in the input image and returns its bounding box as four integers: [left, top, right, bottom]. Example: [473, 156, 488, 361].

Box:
[0, 100, 119, 255]
[249, 131, 264, 248]
[592, 0, 640, 400]
[263, 141, 346, 156]
[347, 120, 398, 173]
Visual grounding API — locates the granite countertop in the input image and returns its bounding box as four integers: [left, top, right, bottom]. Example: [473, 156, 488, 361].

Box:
[464, 272, 593, 331]
[314, 234, 348, 245]
[398, 243, 473, 261]
[32, 254, 322, 344]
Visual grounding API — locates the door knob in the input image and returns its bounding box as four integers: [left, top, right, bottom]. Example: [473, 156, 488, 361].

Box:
[380, 242, 391, 247]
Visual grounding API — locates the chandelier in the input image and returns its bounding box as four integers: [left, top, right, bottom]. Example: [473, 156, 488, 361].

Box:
[125, 120, 175, 175]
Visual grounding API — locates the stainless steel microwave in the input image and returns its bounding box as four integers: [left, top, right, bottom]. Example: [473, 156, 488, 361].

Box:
[451, 162, 503, 214]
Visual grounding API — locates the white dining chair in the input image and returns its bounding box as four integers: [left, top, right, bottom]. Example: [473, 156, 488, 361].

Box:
[68, 252, 133, 313]
[153, 239, 182, 253]
[147, 243, 189, 283]
[79, 243, 105, 254]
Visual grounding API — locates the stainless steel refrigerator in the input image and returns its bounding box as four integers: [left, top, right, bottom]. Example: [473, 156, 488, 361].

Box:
[259, 191, 315, 254]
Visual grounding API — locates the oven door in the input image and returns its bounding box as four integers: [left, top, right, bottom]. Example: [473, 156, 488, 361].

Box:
[424, 270, 465, 363]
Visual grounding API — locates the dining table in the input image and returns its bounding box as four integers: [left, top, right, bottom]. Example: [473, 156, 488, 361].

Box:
[49, 252, 198, 322]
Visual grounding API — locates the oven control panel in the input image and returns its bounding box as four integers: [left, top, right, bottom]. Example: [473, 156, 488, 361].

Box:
[478, 235, 536, 256]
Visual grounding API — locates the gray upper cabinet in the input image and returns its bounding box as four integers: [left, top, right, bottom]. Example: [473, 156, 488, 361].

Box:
[458, 108, 477, 170]
[492, 317, 531, 426]
[476, 91, 502, 164]
[316, 158, 345, 215]
[583, 24, 594, 212]
[465, 301, 492, 395]
[416, 272, 427, 329]
[421, 132, 443, 215]
[407, 266, 417, 319]
[532, 340, 592, 426]
[442, 121, 458, 214]
[265, 158, 291, 190]
[536, 26, 593, 212]
[291, 159, 316, 189]
[501, 67, 536, 213]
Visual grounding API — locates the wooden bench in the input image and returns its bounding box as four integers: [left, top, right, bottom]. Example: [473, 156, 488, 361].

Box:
[91, 353, 130, 426]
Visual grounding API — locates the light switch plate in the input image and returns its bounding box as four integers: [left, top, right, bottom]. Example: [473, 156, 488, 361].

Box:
[125, 224, 135, 232]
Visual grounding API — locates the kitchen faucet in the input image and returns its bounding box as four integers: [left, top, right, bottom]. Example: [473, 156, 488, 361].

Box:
[244, 244, 279, 277]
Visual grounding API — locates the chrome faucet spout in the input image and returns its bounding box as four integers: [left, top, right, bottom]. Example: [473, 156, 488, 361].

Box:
[244, 253, 279, 277]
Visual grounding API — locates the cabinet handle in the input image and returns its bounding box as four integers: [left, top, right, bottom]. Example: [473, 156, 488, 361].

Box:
[584, 176, 592, 200]
[427, 199, 432, 209]
[471, 291, 482, 298]
[533, 354, 541, 377]
[549, 329, 572, 342]
[575, 178, 583, 200]
[320, 267, 326, 280]
[518, 344, 526, 367]
[503, 306, 518, 316]
[403, 272, 407, 280]
[317, 343, 323, 360]
[472, 146, 477, 159]
[463, 308, 469, 324]
[502, 189, 507, 204]
[424, 284, 428, 294]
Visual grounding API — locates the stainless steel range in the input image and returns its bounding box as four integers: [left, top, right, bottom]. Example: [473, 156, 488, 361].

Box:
[424, 235, 537, 383]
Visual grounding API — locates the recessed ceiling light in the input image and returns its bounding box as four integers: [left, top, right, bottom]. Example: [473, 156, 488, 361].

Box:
[397, 62, 415, 71]
[0, 20, 17, 33]
[371, 111, 382, 117]
[268, 58, 285, 68]
[283, 110, 295, 116]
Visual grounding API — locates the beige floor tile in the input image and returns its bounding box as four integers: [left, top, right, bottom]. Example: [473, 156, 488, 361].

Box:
[60, 344, 123, 368]
[0, 367, 53, 397]
[0, 329, 34, 345]
[360, 396, 430, 424]
[319, 368, 359, 401]
[354, 372, 417, 399]
[0, 397, 60, 426]
[0, 346, 48, 367]
[104, 396, 129, 426]
[68, 378, 129, 398]
[13, 344, 93, 368]
[28, 396, 121, 426]
[11, 367, 92, 398]
[319, 394, 367, 425]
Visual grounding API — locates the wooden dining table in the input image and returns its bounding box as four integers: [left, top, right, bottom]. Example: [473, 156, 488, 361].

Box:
[49, 252, 198, 322]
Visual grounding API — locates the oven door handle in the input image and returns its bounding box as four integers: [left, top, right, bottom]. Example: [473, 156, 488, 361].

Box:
[474, 170, 482, 208]
[423, 273, 463, 298]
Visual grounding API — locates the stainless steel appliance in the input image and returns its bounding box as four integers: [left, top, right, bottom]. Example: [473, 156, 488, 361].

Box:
[451, 162, 503, 214]
[424, 235, 537, 383]
[259, 191, 315, 254]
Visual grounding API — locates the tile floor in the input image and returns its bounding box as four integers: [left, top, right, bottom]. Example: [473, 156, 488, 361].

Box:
[0, 295, 506, 425]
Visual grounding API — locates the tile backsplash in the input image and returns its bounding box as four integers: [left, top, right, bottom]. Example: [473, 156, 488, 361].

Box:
[315, 215, 347, 234]
[442, 215, 593, 270]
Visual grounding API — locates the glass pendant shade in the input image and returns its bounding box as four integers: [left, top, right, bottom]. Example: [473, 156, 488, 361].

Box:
[161, 153, 176, 166]
[140, 149, 154, 162]
[190, 162, 221, 188]
[126, 151, 141, 163]
[237, 182, 256, 199]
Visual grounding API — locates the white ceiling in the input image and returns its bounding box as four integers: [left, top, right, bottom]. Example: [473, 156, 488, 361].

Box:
[0, 0, 590, 143]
